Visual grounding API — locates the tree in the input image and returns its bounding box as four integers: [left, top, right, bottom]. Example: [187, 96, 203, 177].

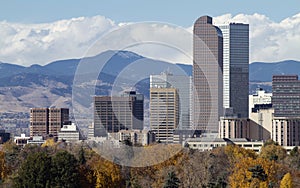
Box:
[260, 143, 287, 161]
[14, 151, 52, 188]
[280, 173, 293, 188]
[163, 171, 180, 188]
[78, 146, 86, 165]
[51, 150, 80, 188]
[0, 151, 8, 181]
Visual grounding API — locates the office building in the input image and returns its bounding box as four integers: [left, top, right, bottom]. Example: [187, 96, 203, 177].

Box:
[93, 91, 144, 137]
[150, 87, 179, 143]
[109, 129, 156, 146]
[272, 75, 300, 117]
[30, 108, 69, 138]
[219, 117, 250, 139]
[249, 88, 272, 116]
[193, 15, 223, 132]
[271, 75, 300, 146]
[150, 73, 192, 129]
[58, 123, 81, 142]
[48, 108, 69, 138]
[218, 23, 249, 118]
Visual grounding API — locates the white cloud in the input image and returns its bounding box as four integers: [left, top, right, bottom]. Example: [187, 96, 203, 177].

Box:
[213, 13, 300, 63]
[0, 13, 300, 66]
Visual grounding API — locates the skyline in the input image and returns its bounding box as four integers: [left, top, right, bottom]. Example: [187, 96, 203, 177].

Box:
[0, 2, 300, 66]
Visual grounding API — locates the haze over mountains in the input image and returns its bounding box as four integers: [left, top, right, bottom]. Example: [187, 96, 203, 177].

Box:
[0, 50, 299, 113]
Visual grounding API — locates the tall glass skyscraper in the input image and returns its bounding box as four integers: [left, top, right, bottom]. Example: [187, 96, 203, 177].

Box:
[193, 16, 223, 132]
[218, 23, 249, 118]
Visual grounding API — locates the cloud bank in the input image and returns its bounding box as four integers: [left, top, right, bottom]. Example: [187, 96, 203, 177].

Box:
[0, 13, 300, 66]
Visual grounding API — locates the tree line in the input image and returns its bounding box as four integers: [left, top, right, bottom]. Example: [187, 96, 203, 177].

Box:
[0, 139, 299, 187]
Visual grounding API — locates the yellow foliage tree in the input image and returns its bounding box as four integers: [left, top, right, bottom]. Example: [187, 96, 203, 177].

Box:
[229, 157, 283, 188]
[260, 144, 287, 161]
[41, 138, 56, 148]
[280, 173, 293, 188]
[90, 156, 123, 188]
[224, 145, 257, 165]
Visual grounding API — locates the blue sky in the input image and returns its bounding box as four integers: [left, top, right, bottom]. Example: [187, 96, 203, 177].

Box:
[1, 0, 299, 26]
[1, 1, 300, 65]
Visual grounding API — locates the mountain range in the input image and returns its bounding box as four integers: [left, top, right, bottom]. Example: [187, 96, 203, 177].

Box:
[0, 50, 299, 114]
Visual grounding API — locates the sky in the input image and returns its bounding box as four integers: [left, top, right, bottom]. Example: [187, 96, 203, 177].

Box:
[1, 1, 300, 66]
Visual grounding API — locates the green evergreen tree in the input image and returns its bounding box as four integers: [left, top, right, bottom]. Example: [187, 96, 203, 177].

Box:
[14, 151, 52, 188]
[163, 171, 180, 188]
[51, 150, 80, 188]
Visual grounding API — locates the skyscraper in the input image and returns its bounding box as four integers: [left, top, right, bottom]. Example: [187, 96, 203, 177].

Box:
[93, 91, 144, 137]
[150, 72, 192, 129]
[193, 16, 223, 132]
[218, 23, 249, 118]
[272, 75, 300, 117]
[272, 75, 300, 146]
[30, 108, 69, 138]
[150, 87, 179, 143]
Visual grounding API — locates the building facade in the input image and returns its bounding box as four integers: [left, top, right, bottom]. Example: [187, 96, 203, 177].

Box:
[219, 117, 250, 139]
[218, 23, 249, 118]
[150, 73, 192, 129]
[193, 15, 223, 132]
[30, 108, 69, 138]
[271, 75, 300, 146]
[272, 75, 300, 117]
[58, 123, 80, 142]
[150, 87, 179, 143]
[93, 91, 144, 137]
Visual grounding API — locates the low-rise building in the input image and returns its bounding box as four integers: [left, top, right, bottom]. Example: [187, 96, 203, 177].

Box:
[109, 129, 156, 146]
[14, 134, 30, 147]
[184, 137, 264, 153]
[58, 123, 80, 142]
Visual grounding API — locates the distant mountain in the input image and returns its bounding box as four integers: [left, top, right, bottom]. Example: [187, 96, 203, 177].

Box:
[250, 60, 300, 82]
[0, 51, 300, 114]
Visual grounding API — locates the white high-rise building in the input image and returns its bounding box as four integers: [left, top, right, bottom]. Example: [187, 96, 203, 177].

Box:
[218, 23, 249, 118]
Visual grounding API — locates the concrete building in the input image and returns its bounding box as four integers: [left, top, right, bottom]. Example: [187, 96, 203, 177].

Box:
[30, 108, 69, 138]
[271, 75, 300, 146]
[249, 88, 272, 116]
[250, 105, 273, 141]
[58, 123, 81, 142]
[193, 15, 223, 132]
[94, 91, 144, 137]
[272, 118, 300, 146]
[109, 129, 156, 146]
[150, 87, 179, 143]
[185, 137, 264, 153]
[27, 136, 45, 145]
[219, 117, 250, 139]
[14, 134, 31, 147]
[218, 23, 249, 118]
[150, 73, 192, 129]
[48, 108, 69, 138]
[272, 75, 300, 117]
[173, 129, 202, 144]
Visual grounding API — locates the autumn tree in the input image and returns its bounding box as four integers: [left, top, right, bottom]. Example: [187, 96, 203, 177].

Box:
[0, 151, 8, 181]
[229, 157, 285, 187]
[280, 173, 293, 188]
[260, 142, 287, 161]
